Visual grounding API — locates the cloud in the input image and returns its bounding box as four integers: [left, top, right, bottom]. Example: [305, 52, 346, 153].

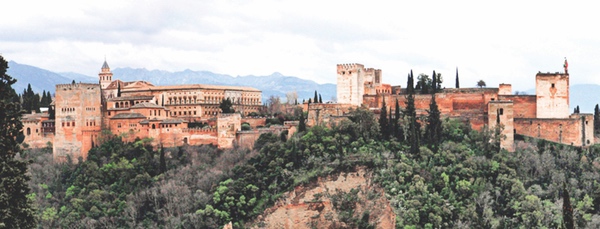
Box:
[1, 0, 600, 91]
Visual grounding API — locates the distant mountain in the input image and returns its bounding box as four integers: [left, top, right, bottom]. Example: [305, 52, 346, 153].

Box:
[113, 68, 336, 103]
[570, 84, 600, 113]
[7, 61, 86, 94]
[6, 62, 336, 103]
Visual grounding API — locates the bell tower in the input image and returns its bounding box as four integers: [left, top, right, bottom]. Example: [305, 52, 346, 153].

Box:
[99, 60, 112, 89]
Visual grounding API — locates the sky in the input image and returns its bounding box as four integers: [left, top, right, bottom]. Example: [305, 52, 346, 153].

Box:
[1, 0, 599, 92]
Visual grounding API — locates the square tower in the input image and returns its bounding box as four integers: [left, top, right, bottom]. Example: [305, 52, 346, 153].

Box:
[337, 63, 365, 106]
[536, 72, 569, 118]
[53, 83, 102, 162]
[488, 101, 515, 152]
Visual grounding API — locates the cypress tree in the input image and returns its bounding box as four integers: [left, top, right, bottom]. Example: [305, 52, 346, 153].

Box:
[298, 111, 307, 132]
[425, 87, 442, 150]
[455, 67, 460, 88]
[319, 94, 322, 103]
[562, 183, 574, 229]
[406, 71, 420, 155]
[314, 90, 318, 103]
[0, 54, 37, 228]
[308, 98, 312, 104]
[394, 98, 402, 140]
[379, 98, 389, 140]
[431, 70, 437, 93]
[48, 105, 55, 120]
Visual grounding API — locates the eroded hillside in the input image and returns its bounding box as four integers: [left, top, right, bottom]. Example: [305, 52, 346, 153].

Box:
[248, 168, 395, 229]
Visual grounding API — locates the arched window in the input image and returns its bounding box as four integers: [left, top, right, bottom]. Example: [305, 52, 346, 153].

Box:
[27, 128, 31, 135]
[152, 124, 156, 129]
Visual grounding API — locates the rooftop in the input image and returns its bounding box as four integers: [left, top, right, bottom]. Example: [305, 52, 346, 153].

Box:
[110, 113, 146, 119]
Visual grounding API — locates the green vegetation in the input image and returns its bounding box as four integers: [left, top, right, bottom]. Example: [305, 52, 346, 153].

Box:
[18, 79, 600, 228]
[0, 55, 37, 228]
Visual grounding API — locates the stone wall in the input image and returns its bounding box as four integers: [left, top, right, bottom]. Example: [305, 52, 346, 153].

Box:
[306, 103, 355, 127]
[498, 95, 536, 118]
[514, 113, 594, 146]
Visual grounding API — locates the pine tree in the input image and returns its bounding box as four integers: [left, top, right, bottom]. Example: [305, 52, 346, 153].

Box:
[562, 182, 574, 229]
[455, 67, 460, 88]
[0, 54, 37, 228]
[379, 98, 389, 140]
[406, 71, 420, 155]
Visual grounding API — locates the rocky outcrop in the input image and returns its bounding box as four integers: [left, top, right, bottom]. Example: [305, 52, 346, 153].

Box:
[249, 168, 395, 229]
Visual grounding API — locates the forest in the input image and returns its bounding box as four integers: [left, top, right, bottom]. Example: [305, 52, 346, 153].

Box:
[16, 104, 600, 228]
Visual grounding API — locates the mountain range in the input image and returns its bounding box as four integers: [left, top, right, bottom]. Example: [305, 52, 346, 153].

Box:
[6, 61, 600, 113]
[6, 61, 336, 104]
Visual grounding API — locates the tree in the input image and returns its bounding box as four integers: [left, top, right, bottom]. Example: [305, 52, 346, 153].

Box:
[416, 73, 431, 94]
[297, 108, 306, 132]
[379, 98, 389, 140]
[0, 54, 37, 228]
[314, 90, 318, 103]
[455, 67, 460, 88]
[425, 88, 442, 150]
[48, 105, 55, 120]
[285, 91, 298, 105]
[477, 80, 486, 88]
[219, 98, 235, 113]
[319, 94, 322, 104]
[394, 99, 403, 140]
[406, 71, 420, 155]
[562, 183, 574, 229]
[266, 96, 282, 115]
[431, 71, 437, 93]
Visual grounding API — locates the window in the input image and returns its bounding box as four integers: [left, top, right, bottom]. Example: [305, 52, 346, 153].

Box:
[499, 108, 504, 115]
[27, 128, 31, 135]
[117, 123, 122, 128]
[551, 83, 555, 88]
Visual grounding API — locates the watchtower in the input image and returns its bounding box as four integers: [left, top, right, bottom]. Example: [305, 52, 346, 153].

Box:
[336, 63, 366, 106]
[53, 83, 102, 162]
[535, 72, 569, 118]
[488, 101, 514, 152]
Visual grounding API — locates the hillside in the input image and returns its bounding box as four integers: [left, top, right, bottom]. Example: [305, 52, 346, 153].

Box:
[22, 107, 600, 228]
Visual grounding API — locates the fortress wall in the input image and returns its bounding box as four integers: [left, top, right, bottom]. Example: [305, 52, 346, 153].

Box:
[499, 95, 536, 118]
[514, 114, 594, 146]
[242, 118, 267, 128]
[306, 103, 354, 127]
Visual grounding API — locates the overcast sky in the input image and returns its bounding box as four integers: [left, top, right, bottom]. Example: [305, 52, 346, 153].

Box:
[1, 1, 598, 91]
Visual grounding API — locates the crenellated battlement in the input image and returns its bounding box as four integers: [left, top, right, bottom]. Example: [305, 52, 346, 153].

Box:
[337, 63, 364, 72]
[56, 83, 100, 90]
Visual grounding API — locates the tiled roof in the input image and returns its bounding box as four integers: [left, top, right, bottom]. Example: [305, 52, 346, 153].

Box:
[131, 102, 164, 109]
[108, 95, 155, 101]
[161, 119, 186, 124]
[110, 113, 146, 119]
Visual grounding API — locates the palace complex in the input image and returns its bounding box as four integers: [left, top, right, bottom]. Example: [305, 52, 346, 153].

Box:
[22, 60, 594, 161]
[22, 61, 278, 161]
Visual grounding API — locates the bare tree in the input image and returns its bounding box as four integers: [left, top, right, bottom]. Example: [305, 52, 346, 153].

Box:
[285, 91, 298, 105]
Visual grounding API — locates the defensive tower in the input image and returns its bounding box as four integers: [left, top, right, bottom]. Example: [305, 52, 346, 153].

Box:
[535, 72, 569, 118]
[337, 63, 364, 106]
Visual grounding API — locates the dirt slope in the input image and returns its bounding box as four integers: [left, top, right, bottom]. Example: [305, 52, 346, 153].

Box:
[248, 167, 395, 228]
